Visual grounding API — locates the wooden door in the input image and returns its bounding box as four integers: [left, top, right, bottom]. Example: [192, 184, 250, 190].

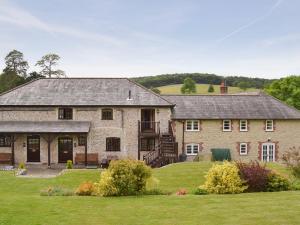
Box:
[141, 109, 155, 131]
[27, 135, 40, 162]
[58, 137, 73, 163]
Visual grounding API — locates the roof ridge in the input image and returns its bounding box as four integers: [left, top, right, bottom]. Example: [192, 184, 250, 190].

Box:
[161, 93, 261, 97]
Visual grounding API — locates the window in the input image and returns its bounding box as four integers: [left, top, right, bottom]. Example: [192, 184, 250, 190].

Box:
[186, 143, 199, 155]
[58, 108, 73, 120]
[102, 108, 113, 120]
[240, 120, 248, 132]
[78, 135, 86, 146]
[141, 138, 155, 151]
[186, 120, 199, 131]
[0, 135, 11, 147]
[265, 120, 274, 131]
[239, 143, 248, 155]
[106, 137, 120, 151]
[223, 120, 232, 131]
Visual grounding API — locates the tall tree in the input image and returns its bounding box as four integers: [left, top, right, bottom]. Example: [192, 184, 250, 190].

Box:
[208, 84, 215, 93]
[36, 53, 66, 78]
[181, 77, 196, 94]
[265, 76, 300, 110]
[3, 50, 29, 78]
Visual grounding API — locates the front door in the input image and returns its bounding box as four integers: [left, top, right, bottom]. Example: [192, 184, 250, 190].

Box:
[262, 143, 275, 162]
[58, 137, 73, 163]
[27, 135, 40, 162]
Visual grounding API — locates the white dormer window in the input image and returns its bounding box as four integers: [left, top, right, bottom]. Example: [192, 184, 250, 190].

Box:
[240, 120, 248, 132]
[239, 143, 248, 155]
[223, 120, 231, 131]
[186, 120, 199, 131]
[265, 120, 274, 131]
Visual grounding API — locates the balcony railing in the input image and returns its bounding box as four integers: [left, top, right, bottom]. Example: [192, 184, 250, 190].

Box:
[138, 121, 160, 135]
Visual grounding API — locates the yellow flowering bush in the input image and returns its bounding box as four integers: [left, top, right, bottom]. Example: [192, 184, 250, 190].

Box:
[202, 161, 247, 194]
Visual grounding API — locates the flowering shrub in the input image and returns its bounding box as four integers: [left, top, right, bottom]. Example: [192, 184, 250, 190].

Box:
[236, 161, 270, 192]
[94, 159, 152, 196]
[266, 172, 290, 192]
[203, 161, 247, 194]
[282, 147, 300, 178]
[176, 188, 187, 195]
[75, 181, 95, 196]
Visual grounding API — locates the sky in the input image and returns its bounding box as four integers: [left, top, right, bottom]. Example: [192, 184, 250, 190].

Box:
[0, 0, 299, 79]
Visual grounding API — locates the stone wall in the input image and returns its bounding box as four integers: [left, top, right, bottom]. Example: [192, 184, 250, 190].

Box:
[173, 119, 300, 162]
[0, 107, 172, 164]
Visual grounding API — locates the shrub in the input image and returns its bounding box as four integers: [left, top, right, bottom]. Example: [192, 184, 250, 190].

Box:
[203, 161, 247, 194]
[142, 189, 171, 195]
[75, 181, 95, 196]
[176, 188, 188, 195]
[282, 147, 300, 178]
[291, 181, 300, 190]
[18, 163, 25, 169]
[66, 160, 73, 169]
[236, 161, 270, 192]
[266, 172, 290, 192]
[94, 159, 152, 196]
[40, 186, 73, 196]
[194, 187, 208, 195]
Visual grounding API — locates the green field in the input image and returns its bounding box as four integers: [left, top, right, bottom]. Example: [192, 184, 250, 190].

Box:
[158, 83, 259, 94]
[0, 162, 299, 225]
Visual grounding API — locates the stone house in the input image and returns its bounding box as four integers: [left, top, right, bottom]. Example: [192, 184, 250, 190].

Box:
[0, 78, 299, 167]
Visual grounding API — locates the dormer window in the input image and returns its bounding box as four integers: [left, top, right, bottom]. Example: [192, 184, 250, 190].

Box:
[58, 108, 73, 120]
[265, 120, 274, 131]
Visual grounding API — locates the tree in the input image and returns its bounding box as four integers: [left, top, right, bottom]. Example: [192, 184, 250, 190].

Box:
[0, 71, 25, 93]
[208, 84, 214, 93]
[26, 71, 46, 82]
[150, 87, 161, 94]
[265, 76, 300, 110]
[36, 54, 66, 78]
[181, 77, 196, 94]
[3, 50, 29, 78]
[237, 81, 250, 91]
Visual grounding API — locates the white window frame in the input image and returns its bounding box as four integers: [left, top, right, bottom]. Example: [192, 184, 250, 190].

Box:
[239, 143, 248, 155]
[223, 120, 232, 132]
[186, 143, 199, 156]
[265, 120, 274, 131]
[185, 120, 200, 131]
[239, 120, 248, 132]
[261, 143, 275, 162]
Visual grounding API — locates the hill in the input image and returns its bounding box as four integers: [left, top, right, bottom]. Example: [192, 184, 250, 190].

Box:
[133, 73, 274, 89]
[158, 83, 259, 94]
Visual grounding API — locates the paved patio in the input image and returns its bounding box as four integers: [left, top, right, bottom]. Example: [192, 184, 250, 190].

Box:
[18, 168, 63, 178]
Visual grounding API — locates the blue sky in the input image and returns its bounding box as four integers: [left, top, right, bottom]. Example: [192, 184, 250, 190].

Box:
[0, 0, 299, 78]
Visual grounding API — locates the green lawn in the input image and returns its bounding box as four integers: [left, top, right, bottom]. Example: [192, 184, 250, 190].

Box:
[0, 162, 300, 225]
[158, 83, 259, 94]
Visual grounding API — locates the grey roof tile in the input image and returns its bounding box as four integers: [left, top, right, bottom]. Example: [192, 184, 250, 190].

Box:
[163, 93, 300, 119]
[0, 78, 173, 106]
[0, 121, 90, 133]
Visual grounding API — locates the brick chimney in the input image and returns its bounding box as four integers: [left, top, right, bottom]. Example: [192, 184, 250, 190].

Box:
[220, 81, 228, 94]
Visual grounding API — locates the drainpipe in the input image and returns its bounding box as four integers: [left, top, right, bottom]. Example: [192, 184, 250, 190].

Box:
[181, 120, 185, 155]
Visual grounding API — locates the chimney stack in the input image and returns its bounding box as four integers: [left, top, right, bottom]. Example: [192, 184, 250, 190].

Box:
[220, 81, 228, 94]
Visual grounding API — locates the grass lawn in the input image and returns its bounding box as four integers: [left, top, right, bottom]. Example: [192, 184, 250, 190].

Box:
[0, 162, 300, 225]
[158, 83, 259, 94]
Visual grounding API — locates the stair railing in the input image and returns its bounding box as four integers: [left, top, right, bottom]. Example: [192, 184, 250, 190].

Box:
[143, 145, 160, 165]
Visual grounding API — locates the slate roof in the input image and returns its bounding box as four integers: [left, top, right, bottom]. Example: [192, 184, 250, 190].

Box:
[163, 93, 300, 119]
[0, 121, 90, 133]
[0, 78, 173, 106]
